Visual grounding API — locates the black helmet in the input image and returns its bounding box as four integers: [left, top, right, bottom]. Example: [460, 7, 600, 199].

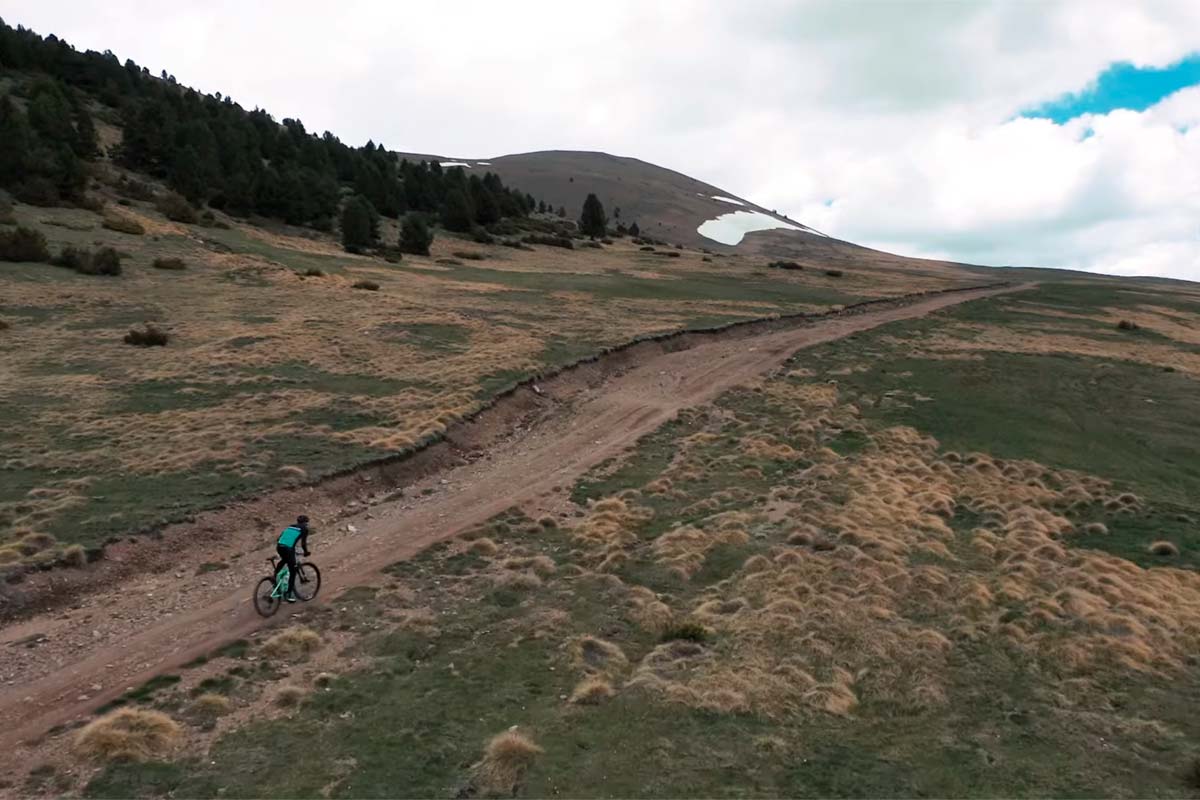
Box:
[297, 514, 309, 525]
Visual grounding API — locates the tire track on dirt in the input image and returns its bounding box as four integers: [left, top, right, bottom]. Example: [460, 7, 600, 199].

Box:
[0, 283, 1027, 769]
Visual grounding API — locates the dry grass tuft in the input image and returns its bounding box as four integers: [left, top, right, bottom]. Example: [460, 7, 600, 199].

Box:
[493, 570, 543, 591]
[1148, 540, 1179, 558]
[274, 685, 306, 707]
[75, 708, 182, 762]
[572, 635, 629, 675]
[469, 537, 499, 556]
[262, 626, 322, 661]
[475, 729, 544, 796]
[189, 693, 231, 718]
[60, 543, 87, 567]
[569, 677, 615, 705]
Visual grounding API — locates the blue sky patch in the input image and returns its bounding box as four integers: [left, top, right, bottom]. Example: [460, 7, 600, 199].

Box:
[1024, 53, 1200, 123]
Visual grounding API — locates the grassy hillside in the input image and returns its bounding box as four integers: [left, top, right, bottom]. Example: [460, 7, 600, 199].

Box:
[0, 190, 976, 569]
[71, 277, 1200, 799]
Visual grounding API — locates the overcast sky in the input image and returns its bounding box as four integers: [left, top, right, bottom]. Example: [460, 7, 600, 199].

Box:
[7, 0, 1200, 279]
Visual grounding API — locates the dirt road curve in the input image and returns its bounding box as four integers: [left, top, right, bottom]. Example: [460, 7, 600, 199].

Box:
[0, 283, 1024, 768]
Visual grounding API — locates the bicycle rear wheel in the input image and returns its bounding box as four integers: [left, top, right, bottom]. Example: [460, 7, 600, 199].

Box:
[253, 576, 280, 617]
[294, 562, 321, 601]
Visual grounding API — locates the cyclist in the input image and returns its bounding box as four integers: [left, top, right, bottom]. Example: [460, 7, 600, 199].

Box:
[274, 515, 311, 603]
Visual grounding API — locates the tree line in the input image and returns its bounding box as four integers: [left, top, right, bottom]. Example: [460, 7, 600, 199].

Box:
[0, 19, 538, 233]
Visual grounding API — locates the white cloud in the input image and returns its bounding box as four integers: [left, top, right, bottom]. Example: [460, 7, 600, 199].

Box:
[5, 0, 1200, 279]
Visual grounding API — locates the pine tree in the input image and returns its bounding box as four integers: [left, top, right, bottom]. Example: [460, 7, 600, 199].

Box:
[341, 194, 378, 253]
[474, 188, 501, 226]
[556, 205, 566, 218]
[440, 188, 475, 232]
[578, 193, 607, 238]
[0, 95, 33, 184]
[629, 221, 640, 237]
[399, 214, 434, 256]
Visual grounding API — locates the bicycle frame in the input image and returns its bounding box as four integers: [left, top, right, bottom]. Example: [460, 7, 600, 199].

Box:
[271, 562, 290, 598]
[267, 556, 309, 599]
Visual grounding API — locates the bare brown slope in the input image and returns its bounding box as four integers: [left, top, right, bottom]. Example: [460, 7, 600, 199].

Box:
[0, 283, 1022, 773]
[400, 149, 979, 279]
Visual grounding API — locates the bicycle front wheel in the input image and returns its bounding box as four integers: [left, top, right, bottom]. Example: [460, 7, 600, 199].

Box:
[294, 562, 321, 601]
[253, 576, 280, 617]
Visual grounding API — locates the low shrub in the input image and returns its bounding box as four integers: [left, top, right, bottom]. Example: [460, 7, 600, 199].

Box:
[85, 247, 122, 276]
[501, 239, 534, 251]
[115, 176, 156, 201]
[1117, 319, 1140, 331]
[452, 250, 486, 261]
[0, 319, 9, 331]
[199, 210, 229, 229]
[583, 240, 602, 249]
[152, 257, 186, 271]
[659, 251, 681, 258]
[0, 226, 51, 262]
[768, 260, 803, 271]
[78, 194, 106, 214]
[155, 192, 198, 224]
[0, 197, 16, 225]
[600, 237, 613, 245]
[302, 267, 324, 277]
[639, 245, 655, 252]
[14, 176, 60, 206]
[54, 246, 121, 275]
[52, 246, 91, 271]
[124, 324, 169, 347]
[824, 269, 845, 277]
[471, 227, 495, 244]
[702, 256, 712, 262]
[352, 279, 380, 291]
[523, 234, 574, 249]
[102, 214, 145, 235]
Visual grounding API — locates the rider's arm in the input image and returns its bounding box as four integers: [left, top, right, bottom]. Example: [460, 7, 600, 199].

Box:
[299, 527, 310, 556]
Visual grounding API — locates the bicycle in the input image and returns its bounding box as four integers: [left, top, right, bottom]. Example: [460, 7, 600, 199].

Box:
[253, 555, 322, 617]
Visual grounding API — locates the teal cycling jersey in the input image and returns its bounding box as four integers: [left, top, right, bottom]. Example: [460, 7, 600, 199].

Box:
[277, 525, 303, 548]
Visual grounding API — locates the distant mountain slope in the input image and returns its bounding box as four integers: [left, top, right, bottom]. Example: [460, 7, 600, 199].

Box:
[404, 149, 978, 278]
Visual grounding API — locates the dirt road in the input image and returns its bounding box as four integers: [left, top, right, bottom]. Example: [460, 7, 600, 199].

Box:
[0, 283, 1024, 771]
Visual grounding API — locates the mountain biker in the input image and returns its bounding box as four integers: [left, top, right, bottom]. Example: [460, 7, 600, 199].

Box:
[275, 515, 311, 603]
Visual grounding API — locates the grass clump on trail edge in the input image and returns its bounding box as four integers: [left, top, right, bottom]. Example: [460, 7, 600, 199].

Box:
[352, 279, 380, 291]
[152, 257, 186, 271]
[261, 626, 321, 661]
[75, 709, 182, 762]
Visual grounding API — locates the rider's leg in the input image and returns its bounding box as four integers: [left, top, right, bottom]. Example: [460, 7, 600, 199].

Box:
[282, 546, 299, 599]
[275, 544, 295, 597]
